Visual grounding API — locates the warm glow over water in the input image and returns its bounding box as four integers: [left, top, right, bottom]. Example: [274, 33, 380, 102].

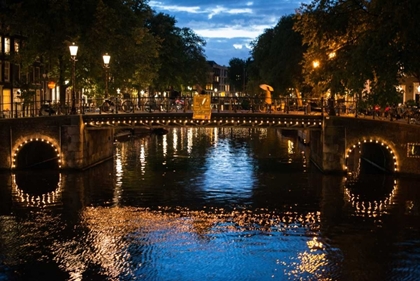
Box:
[1, 127, 419, 280]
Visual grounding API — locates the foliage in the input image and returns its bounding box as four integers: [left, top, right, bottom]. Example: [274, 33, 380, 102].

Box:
[294, 0, 418, 106]
[3, 0, 207, 101]
[146, 13, 207, 93]
[250, 15, 306, 97]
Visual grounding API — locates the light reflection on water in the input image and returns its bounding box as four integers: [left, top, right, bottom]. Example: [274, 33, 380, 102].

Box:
[0, 127, 420, 281]
[52, 206, 327, 281]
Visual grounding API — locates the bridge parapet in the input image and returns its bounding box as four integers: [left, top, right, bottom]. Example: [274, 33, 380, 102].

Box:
[82, 112, 323, 130]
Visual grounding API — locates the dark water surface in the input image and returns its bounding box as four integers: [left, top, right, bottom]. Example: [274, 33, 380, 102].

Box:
[1, 127, 419, 281]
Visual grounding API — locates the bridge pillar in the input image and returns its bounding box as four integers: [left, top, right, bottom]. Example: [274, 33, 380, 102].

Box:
[61, 116, 114, 170]
[310, 117, 346, 174]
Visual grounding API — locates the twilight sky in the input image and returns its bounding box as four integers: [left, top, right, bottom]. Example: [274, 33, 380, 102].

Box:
[149, 0, 310, 66]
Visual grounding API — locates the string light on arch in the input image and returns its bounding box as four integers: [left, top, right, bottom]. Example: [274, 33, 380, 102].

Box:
[12, 138, 62, 169]
[344, 138, 398, 172]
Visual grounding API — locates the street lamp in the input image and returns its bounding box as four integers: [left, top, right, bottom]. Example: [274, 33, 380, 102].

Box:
[103, 53, 110, 98]
[69, 42, 78, 114]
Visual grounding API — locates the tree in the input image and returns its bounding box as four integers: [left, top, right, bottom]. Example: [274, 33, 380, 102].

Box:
[147, 13, 207, 93]
[228, 58, 246, 93]
[294, 0, 418, 106]
[250, 15, 306, 99]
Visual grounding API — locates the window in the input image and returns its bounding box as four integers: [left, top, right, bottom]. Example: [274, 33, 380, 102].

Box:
[14, 64, 20, 82]
[35, 67, 40, 83]
[4, 37, 10, 54]
[14, 40, 19, 53]
[0, 61, 2, 82]
[4, 62, 10, 82]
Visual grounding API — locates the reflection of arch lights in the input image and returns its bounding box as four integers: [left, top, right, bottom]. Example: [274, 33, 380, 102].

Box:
[12, 138, 62, 169]
[12, 173, 62, 207]
[344, 138, 398, 172]
[344, 178, 398, 217]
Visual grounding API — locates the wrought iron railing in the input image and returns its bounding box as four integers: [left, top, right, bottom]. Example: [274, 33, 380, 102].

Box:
[0, 96, 364, 119]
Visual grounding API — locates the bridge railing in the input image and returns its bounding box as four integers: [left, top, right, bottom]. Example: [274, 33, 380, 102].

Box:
[0, 96, 359, 118]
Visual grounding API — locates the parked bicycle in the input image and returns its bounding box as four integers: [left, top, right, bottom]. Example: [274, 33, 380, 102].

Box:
[144, 97, 164, 112]
[39, 102, 56, 116]
[100, 94, 134, 113]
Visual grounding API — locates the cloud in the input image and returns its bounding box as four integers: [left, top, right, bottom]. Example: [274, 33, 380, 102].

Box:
[194, 25, 269, 39]
[149, 1, 202, 13]
[149, 0, 310, 65]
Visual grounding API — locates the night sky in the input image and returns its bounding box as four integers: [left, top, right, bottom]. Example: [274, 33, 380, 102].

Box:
[149, 0, 310, 66]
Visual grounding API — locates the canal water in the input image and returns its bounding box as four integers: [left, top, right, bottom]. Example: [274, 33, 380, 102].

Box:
[0, 127, 419, 281]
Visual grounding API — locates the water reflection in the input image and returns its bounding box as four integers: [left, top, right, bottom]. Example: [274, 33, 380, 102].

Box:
[12, 171, 62, 207]
[48, 206, 327, 281]
[345, 171, 398, 217]
[0, 127, 420, 280]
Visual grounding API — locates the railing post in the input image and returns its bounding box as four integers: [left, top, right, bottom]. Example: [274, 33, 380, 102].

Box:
[355, 99, 358, 118]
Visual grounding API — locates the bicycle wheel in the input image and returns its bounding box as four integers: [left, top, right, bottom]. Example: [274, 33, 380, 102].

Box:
[101, 101, 111, 112]
[161, 100, 173, 112]
[144, 101, 154, 112]
[122, 100, 134, 113]
[258, 103, 267, 112]
[175, 102, 183, 111]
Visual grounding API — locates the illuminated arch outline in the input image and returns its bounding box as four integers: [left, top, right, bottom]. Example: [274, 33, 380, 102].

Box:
[12, 137, 62, 169]
[344, 138, 399, 173]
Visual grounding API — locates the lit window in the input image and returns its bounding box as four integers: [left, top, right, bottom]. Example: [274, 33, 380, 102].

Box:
[4, 37, 10, 54]
[14, 40, 19, 53]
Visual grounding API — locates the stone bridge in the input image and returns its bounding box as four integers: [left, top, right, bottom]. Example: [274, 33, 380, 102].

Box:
[0, 112, 418, 176]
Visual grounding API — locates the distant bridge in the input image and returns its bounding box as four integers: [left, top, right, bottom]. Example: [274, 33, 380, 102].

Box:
[0, 112, 419, 176]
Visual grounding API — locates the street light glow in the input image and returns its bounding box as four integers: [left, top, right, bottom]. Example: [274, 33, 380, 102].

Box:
[69, 43, 78, 57]
[103, 53, 111, 66]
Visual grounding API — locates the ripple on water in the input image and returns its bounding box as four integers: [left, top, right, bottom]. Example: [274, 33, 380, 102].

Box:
[43, 205, 342, 281]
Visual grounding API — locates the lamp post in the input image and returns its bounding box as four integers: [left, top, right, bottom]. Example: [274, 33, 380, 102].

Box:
[103, 53, 110, 98]
[69, 43, 78, 114]
[42, 73, 47, 105]
[47, 81, 56, 116]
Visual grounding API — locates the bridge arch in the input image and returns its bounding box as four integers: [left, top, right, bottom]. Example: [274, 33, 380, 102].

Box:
[12, 137, 62, 170]
[345, 138, 399, 174]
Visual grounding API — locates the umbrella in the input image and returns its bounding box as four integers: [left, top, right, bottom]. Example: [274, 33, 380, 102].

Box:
[259, 84, 274, 92]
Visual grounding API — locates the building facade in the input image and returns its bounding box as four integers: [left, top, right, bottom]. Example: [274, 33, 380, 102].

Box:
[205, 61, 230, 97]
[0, 27, 45, 118]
